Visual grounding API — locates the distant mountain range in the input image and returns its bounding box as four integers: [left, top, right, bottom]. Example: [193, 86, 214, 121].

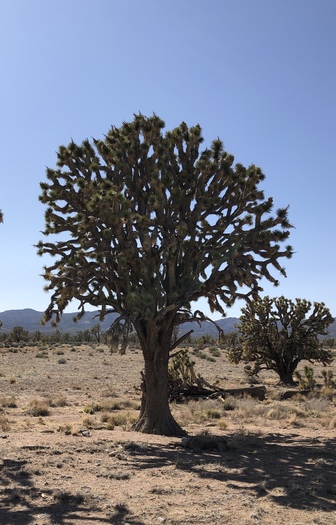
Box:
[0, 308, 239, 337]
[0, 309, 116, 334]
[0, 309, 335, 339]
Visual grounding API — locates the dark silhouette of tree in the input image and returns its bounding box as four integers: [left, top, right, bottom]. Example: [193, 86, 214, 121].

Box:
[229, 296, 333, 385]
[37, 114, 293, 435]
[32, 329, 42, 342]
[9, 325, 29, 343]
[91, 323, 102, 343]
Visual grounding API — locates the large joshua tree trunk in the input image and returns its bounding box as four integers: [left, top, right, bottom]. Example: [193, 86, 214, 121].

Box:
[278, 369, 296, 386]
[276, 357, 299, 386]
[132, 320, 186, 436]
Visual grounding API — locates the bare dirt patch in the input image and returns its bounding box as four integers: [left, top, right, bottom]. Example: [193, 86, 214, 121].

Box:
[1, 343, 336, 524]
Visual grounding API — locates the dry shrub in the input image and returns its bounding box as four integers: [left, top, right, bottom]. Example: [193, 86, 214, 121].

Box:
[103, 412, 136, 430]
[287, 412, 305, 427]
[235, 397, 268, 420]
[206, 408, 222, 419]
[303, 397, 332, 417]
[82, 416, 95, 428]
[51, 395, 68, 407]
[0, 396, 17, 408]
[173, 398, 228, 427]
[0, 415, 10, 431]
[218, 419, 228, 430]
[57, 423, 73, 435]
[26, 399, 50, 417]
[84, 399, 135, 414]
[105, 413, 129, 430]
[102, 384, 117, 397]
[265, 404, 296, 420]
[320, 386, 335, 400]
[173, 399, 209, 425]
[53, 490, 84, 505]
[35, 350, 49, 358]
[109, 471, 132, 480]
[220, 395, 237, 411]
[227, 429, 261, 450]
[100, 412, 110, 423]
[328, 416, 336, 429]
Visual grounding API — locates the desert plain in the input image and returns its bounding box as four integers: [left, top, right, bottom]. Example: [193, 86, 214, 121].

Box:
[0, 342, 336, 525]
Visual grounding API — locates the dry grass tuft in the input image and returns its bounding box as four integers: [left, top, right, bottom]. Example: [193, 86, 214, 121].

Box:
[227, 428, 261, 450]
[328, 416, 336, 429]
[84, 399, 136, 414]
[0, 415, 10, 431]
[302, 397, 333, 417]
[50, 395, 68, 407]
[26, 399, 50, 417]
[103, 413, 133, 430]
[0, 396, 17, 408]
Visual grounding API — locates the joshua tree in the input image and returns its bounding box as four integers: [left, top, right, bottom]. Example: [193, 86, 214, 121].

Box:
[0, 210, 3, 223]
[9, 325, 29, 343]
[90, 323, 102, 343]
[229, 296, 333, 385]
[37, 114, 293, 435]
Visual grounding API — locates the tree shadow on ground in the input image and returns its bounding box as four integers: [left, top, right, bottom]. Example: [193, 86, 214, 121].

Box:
[124, 433, 336, 512]
[0, 458, 144, 525]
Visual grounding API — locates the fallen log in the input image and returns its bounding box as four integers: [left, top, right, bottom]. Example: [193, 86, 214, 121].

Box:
[278, 389, 311, 400]
[170, 385, 266, 401]
[221, 385, 266, 401]
[168, 350, 267, 402]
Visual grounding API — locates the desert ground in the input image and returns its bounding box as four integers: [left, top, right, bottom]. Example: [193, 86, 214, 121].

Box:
[0, 342, 336, 525]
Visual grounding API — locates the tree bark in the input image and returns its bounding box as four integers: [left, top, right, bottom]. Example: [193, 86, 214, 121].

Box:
[275, 357, 298, 386]
[278, 369, 296, 386]
[132, 321, 186, 436]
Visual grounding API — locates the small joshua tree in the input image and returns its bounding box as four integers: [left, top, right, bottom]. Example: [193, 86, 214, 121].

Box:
[295, 366, 316, 390]
[229, 296, 333, 385]
[37, 114, 293, 435]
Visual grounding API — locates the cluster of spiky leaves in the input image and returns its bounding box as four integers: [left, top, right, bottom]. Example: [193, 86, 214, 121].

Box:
[168, 349, 201, 391]
[37, 114, 293, 326]
[229, 296, 334, 381]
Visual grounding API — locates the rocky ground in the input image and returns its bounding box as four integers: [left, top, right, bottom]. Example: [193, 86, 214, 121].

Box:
[0, 343, 336, 524]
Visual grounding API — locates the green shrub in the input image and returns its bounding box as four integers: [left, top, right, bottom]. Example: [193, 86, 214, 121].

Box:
[208, 346, 221, 357]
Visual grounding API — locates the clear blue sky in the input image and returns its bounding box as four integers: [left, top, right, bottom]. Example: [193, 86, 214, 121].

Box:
[0, 0, 335, 320]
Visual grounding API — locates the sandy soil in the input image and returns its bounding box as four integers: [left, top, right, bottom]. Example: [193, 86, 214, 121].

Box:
[0, 343, 336, 525]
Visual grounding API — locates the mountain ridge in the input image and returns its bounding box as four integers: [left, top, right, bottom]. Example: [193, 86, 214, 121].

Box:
[0, 308, 238, 336]
[0, 309, 335, 339]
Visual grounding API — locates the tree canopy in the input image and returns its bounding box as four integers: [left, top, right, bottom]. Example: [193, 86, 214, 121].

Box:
[229, 296, 333, 385]
[38, 115, 292, 324]
[37, 114, 293, 434]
